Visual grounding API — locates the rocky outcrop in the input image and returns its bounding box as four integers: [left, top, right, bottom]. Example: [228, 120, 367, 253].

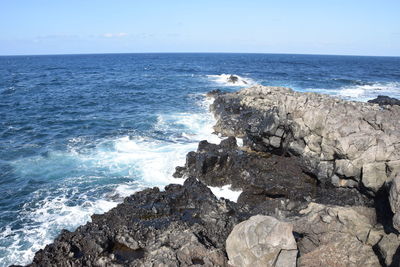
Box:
[211, 85, 400, 194]
[22, 86, 400, 267]
[226, 215, 297, 267]
[174, 136, 372, 217]
[26, 177, 243, 267]
[368, 95, 400, 106]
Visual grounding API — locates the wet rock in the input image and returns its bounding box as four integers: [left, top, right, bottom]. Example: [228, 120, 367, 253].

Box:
[226, 215, 297, 267]
[227, 75, 247, 85]
[206, 89, 224, 98]
[211, 85, 400, 194]
[368, 95, 400, 106]
[27, 177, 243, 266]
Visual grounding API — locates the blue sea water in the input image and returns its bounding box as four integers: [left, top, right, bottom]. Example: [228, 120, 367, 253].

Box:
[0, 53, 399, 266]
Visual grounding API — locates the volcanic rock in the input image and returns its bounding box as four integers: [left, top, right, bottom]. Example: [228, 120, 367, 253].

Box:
[174, 136, 372, 217]
[368, 95, 400, 106]
[211, 85, 400, 194]
[26, 177, 243, 267]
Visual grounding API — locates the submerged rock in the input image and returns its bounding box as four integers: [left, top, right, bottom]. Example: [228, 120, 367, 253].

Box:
[226, 215, 297, 267]
[211, 85, 400, 194]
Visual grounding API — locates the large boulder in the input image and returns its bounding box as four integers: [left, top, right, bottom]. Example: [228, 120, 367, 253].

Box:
[211, 85, 400, 194]
[226, 215, 297, 267]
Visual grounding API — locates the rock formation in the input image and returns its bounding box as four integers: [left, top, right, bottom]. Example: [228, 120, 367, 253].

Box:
[211, 85, 400, 194]
[20, 86, 400, 267]
[174, 136, 372, 218]
[25, 177, 242, 267]
[368, 95, 400, 106]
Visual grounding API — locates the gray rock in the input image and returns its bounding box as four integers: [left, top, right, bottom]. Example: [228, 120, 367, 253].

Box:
[377, 233, 400, 266]
[211, 85, 400, 194]
[226, 215, 297, 267]
[293, 202, 383, 267]
[390, 175, 400, 231]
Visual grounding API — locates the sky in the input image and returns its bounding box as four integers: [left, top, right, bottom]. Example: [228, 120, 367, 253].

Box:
[0, 0, 399, 56]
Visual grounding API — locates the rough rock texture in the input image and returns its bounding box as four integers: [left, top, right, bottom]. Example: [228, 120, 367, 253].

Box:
[377, 233, 400, 266]
[226, 215, 297, 267]
[368, 95, 400, 106]
[26, 177, 243, 267]
[22, 87, 400, 267]
[174, 136, 372, 218]
[293, 202, 385, 267]
[390, 175, 400, 231]
[211, 85, 400, 194]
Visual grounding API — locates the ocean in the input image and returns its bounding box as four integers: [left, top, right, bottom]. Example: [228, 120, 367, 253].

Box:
[0, 53, 399, 266]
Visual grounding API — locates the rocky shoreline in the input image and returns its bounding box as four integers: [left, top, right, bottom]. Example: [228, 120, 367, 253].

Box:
[17, 86, 400, 266]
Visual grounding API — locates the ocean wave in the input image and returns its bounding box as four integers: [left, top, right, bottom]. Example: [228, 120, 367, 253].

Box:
[0, 94, 225, 267]
[207, 74, 256, 87]
[308, 81, 400, 102]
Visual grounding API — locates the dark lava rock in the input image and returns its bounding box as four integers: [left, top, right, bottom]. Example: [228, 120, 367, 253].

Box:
[174, 137, 373, 216]
[227, 75, 247, 85]
[26, 177, 244, 267]
[368, 95, 400, 106]
[227, 75, 239, 84]
[206, 89, 224, 98]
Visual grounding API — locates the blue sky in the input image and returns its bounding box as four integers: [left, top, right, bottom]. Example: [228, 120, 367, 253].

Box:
[1, 0, 399, 56]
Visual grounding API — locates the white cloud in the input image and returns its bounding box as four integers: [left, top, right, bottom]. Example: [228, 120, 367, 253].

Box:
[102, 32, 129, 38]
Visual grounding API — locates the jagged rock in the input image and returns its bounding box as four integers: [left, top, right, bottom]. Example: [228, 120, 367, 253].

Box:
[390, 175, 400, 231]
[206, 89, 224, 98]
[368, 95, 400, 106]
[377, 233, 400, 266]
[211, 85, 400, 194]
[228, 75, 239, 84]
[226, 215, 297, 267]
[293, 202, 385, 267]
[174, 137, 372, 217]
[26, 177, 243, 267]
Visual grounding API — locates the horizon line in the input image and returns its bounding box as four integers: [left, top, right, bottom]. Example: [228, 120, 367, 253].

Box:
[1, 51, 399, 58]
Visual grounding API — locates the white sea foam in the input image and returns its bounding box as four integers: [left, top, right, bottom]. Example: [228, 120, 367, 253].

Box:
[309, 81, 400, 102]
[1, 94, 228, 266]
[209, 185, 242, 202]
[207, 74, 256, 87]
[0, 192, 118, 266]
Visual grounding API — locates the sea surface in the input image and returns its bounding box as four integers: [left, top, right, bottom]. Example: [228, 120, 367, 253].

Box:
[0, 53, 399, 266]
